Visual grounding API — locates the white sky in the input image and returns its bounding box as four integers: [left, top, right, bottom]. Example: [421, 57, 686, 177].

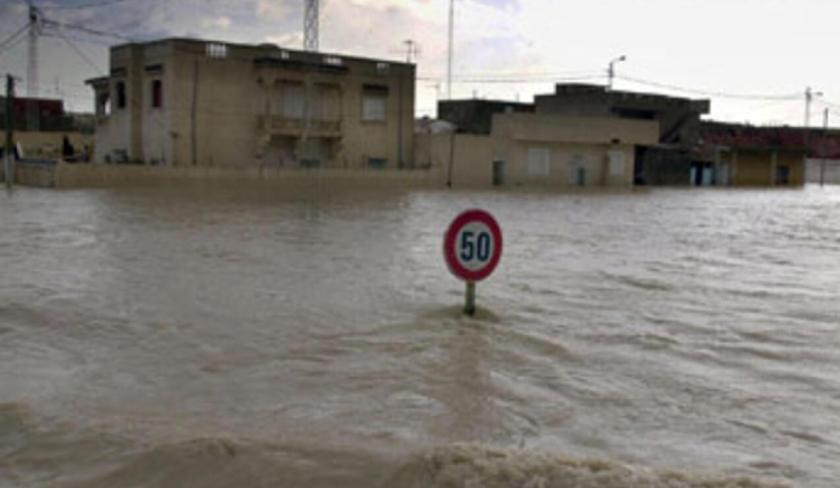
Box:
[1, 0, 838, 126]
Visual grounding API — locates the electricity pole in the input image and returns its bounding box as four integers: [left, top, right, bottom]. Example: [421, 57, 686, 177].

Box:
[404, 39, 418, 63]
[27, 3, 41, 97]
[804, 87, 822, 166]
[5, 74, 15, 189]
[821, 108, 828, 187]
[607, 55, 626, 91]
[447, 0, 454, 99]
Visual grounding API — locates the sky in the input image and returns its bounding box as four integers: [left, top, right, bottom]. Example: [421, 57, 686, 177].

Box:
[1, 0, 839, 126]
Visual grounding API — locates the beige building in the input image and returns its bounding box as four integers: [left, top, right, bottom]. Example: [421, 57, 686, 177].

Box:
[420, 111, 659, 187]
[87, 38, 415, 169]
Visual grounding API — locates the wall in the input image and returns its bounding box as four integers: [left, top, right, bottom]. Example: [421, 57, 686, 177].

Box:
[805, 158, 840, 184]
[423, 132, 636, 188]
[48, 163, 440, 189]
[725, 149, 804, 186]
[3, 131, 93, 159]
[491, 113, 659, 146]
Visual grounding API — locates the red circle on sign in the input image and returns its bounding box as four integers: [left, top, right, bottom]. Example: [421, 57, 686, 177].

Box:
[443, 209, 503, 282]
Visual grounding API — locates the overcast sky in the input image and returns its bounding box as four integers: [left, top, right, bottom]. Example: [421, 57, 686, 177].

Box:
[1, 0, 838, 126]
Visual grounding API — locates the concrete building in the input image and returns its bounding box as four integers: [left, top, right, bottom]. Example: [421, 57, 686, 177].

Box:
[421, 108, 659, 188]
[86, 38, 415, 169]
[438, 99, 534, 135]
[699, 122, 810, 186]
[533, 84, 710, 185]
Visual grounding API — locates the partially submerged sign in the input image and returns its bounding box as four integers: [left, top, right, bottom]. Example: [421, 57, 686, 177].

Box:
[443, 209, 503, 315]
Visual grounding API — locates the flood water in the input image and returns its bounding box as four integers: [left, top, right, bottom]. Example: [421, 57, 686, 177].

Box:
[1, 183, 839, 487]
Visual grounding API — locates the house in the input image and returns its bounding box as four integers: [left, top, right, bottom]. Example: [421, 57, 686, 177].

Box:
[86, 38, 415, 169]
[421, 99, 659, 187]
[533, 84, 710, 185]
[0, 96, 93, 160]
[699, 122, 810, 186]
[438, 99, 534, 135]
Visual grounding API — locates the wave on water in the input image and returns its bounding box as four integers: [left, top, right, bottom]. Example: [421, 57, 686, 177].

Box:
[1, 403, 790, 488]
[384, 443, 788, 488]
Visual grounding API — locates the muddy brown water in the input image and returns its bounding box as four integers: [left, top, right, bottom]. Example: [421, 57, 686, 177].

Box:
[1, 183, 838, 487]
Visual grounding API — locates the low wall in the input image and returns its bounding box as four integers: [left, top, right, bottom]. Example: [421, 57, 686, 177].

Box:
[10, 163, 446, 189]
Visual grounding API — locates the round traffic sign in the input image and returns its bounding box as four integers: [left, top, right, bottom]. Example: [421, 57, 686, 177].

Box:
[443, 209, 503, 282]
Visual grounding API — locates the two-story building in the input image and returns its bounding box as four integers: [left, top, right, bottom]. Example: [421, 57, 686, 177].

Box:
[86, 38, 415, 169]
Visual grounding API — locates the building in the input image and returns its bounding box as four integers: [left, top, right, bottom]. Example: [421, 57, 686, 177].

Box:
[438, 99, 534, 135]
[0, 96, 93, 160]
[533, 84, 710, 185]
[421, 102, 659, 187]
[699, 122, 812, 186]
[86, 38, 415, 169]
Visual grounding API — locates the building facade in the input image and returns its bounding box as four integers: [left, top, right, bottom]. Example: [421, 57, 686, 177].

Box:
[421, 110, 659, 188]
[87, 38, 415, 169]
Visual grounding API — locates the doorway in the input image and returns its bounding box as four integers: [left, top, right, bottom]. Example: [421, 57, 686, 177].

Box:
[492, 160, 505, 186]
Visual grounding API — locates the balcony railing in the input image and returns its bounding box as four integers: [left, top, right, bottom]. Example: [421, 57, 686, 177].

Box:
[257, 115, 342, 138]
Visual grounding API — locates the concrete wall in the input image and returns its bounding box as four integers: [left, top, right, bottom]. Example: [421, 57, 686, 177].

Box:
[491, 113, 659, 146]
[425, 125, 639, 188]
[4, 162, 440, 189]
[723, 149, 804, 186]
[3, 131, 93, 159]
[805, 158, 840, 184]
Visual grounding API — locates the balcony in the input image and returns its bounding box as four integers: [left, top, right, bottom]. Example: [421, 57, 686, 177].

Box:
[257, 115, 342, 138]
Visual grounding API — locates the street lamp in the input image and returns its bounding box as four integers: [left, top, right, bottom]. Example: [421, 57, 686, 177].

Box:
[607, 55, 627, 91]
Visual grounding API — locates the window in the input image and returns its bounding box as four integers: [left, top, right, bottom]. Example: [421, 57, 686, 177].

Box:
[151, 79, 162, 108]
[281, 82, 305, 119]
[206, 43, 227, 58]
[608, 150, 625, 177]
[115, 81, 126, 109]
[368, 157, 387, 169]
[96, 92, 111, 116]
[527, 147, 550, 176]
[362, 85, 388, 122]
[324, 55, 342, 66]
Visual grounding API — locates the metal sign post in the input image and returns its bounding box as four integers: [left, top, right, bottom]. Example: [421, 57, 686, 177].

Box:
[464, 281, 476, 316]
[443, 209, 503, 316]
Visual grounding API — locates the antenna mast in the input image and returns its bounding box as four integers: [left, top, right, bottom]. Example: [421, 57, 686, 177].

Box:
[304, 0, 319, 51]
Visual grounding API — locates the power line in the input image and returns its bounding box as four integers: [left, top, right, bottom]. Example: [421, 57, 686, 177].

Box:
[0, 29, 29, 58]
[40, 0, 134, 9]
[43, 19, 133, 41]
[43, 31, 104, 74]
[616, 74, 801, 101]
[0, 23, 30, 52]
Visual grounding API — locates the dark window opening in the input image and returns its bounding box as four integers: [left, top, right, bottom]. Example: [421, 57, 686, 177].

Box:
[368, 157, 387, 169]
[116, 81, 126, 109]
[97, 92, 111, 116]
[152, 80, 162, 108]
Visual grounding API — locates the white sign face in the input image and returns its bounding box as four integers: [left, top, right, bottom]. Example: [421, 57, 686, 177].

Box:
[454, 221, 495, 272]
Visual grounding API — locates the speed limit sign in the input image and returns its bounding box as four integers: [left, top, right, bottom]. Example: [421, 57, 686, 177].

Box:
[443, 209, 503, 314]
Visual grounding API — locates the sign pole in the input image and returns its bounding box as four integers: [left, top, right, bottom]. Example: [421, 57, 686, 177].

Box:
[464, 281, 476, 316]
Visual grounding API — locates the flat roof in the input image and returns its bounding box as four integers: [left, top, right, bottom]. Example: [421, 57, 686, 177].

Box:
[110, 37, 415, 69]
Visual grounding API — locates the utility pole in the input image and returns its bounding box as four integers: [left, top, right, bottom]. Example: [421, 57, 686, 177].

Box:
[804, 86, 823, 129]
[804, 87, 822, 165]
[447, 0, 454, 99]
[607, 55, 626, 91]
[5, 74, 15, 189]
[27, 3, 41, 97]
[403, 39, 418, 64]
[821, 108, 828, 187]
